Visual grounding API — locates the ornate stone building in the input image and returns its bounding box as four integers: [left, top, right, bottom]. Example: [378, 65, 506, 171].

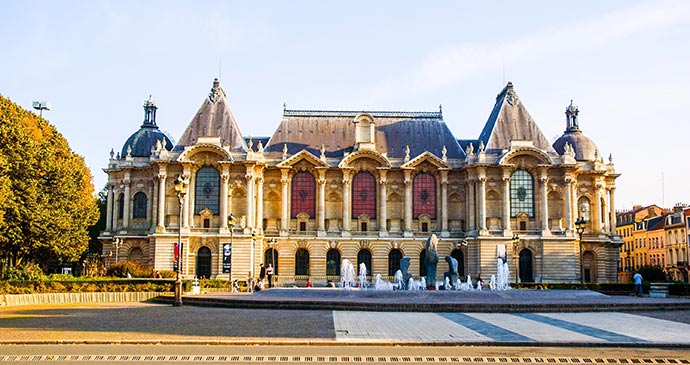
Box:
[100, 79, 623, 284]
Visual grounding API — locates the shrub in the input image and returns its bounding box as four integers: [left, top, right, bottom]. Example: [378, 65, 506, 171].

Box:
[4, 262, 45, 281]
[106, 261, 149, 278]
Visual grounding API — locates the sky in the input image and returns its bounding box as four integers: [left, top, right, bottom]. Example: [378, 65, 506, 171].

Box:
[1, 1, 689, 211]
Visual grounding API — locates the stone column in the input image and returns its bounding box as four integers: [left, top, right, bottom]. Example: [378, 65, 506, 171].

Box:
[403, 169, 413, 236]
[478, 168, 487, 234]
[280, 169, 290, 234]
[245, 166, 255, 231]
[123, 172, 131, 229]
[378, 169, 388, 236]
[105, 184, 113, 232]
[156, 171, 167, 231]
[540, 169, 550, 236]
[502, 171, 511, 236]
[182, 166, 192, 230]
[609, 187, 617, 235]
[342, 170, 352, 235]
[440, 170, 449, 237]
[593, 178, 603, 234]
[468, 178, 476, 232]
[111, 186, 119, 231]
[255, 175, 264, 233]
[147, 181, 154, 230]
[317, 169, 326, 235]
[564, 176, 573, 235]
[220, 169, 229, 231]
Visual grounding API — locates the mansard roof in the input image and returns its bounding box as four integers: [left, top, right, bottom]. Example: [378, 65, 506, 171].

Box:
[175, 79, 247, 152]
[263, 109, 465, 160]
[477, 82, 556, 155]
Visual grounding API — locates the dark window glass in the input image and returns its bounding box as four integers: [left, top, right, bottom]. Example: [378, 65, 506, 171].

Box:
[196, 246, 212, 279]
[419, 249, 426, 277]
[519, 249, 534, 282]
[299, 222, 306, 231]
[117, 193, 124, 219]
[133, 192, 147, 219]
[357, 249, 372, 276]
[195, 166, 220, 215]
[352, 172, 376, 218]
[291, 172, 316, 218]
[264, 248, 279, 275]
[388, 249, 403, 276]
[326, 249, 341, 276]
[295, 248, 310, 276]
[450, 249, 464, 277]
[510, 169, 534, 217]
[413, 173, 436, 218]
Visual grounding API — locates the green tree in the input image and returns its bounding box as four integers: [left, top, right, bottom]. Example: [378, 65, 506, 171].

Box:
[0, 95, 98, 275]
[87, 185, 108, 255]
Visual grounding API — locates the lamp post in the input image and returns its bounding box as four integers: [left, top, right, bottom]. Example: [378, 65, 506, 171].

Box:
[173, 175, 188, 307]
[512, 234, 520, 287]
[32, 101, 51, 118]
[113, 237, 122, 264]
[227, 214, 236, 280]
[250, 230, 256, 283]
[575, 217, 587, 290]
[267, 238, 278, 272]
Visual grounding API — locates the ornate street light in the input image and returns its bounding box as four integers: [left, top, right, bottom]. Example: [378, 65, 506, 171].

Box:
[227, 214, 236, 279]
[512, 234, 520, 287]
[250, 230, 256, 283]
[267, 238, 278, 274]
[575, 216, 587, 290]
[173, 175, 188, 307]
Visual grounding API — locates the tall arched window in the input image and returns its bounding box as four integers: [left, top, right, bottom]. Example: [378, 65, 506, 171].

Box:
[133, 192, 147, 219]
[326, 249, 341, 276]
[291, 172, 316, 218]
[195, 166, 220, 215]
[510, 169, 534, 217]
[578, 196, 591, 221]
[295, 248, 310, 276]
[117, 193, 125, 219]
[388, 249, 403, 276]
[357, 249, 372, 276]
[419, 249, 426, 277]
[128, 247, 143, 265]
[264, 248, 279, 275]
[352, 172, 376, 218]
[450, 249, 465, 277]
[413, 173, 436, 218]
[196, 246, 212, 279]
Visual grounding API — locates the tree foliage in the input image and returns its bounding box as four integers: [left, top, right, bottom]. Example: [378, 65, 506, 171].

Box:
[0, 95, 98, 274]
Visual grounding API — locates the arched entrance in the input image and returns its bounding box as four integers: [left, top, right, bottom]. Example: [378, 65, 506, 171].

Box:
[196, 247, 212, 279]
[450, 249, 465, 277]
[583, 251, 596, 283]
[264, 248, 279, 275]
[519, 249, 533, 282]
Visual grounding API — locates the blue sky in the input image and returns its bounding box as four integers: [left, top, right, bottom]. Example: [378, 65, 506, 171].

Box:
[2, 1, 689, 210]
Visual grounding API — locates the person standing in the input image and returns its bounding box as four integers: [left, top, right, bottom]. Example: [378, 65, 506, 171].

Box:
[259, 263, 266, 288]
[266, 263, 274, 288]
[633, 272, 643, 297]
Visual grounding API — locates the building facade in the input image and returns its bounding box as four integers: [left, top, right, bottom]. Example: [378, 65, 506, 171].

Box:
[99, 80, 623, 285]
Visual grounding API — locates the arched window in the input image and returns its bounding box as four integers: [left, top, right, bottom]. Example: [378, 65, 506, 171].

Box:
[450, 249, 464, 277]
[128, 247, 143, 265]
[196, 246, 212, 279]
[352, 172, 376, 218]
[413, 173, 436, 218]
[133, 192, 147, 219]
[295, 248, 310, 276]
[195, 166, 220, 215]
[291, 172, 315, 218]
[326, 249, 341, 276]
[510, 169, 534, 217]
[117, 193, 125, 219]
[357, 249, 372, 277]
[388, 249, 403, 276]
[419, 249, 426, 277]
[578, 196, 591, 222]
[519, 249, 533, 282]
[264, 248, 279, 275]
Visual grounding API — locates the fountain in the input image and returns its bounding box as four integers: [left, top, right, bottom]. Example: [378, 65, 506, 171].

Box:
[492, 244, 511, 291]
[358, 262, 368, 289]
[443, 255, 459, 290]
[374, 273, 394, 290]
[340, 259, 356, 289]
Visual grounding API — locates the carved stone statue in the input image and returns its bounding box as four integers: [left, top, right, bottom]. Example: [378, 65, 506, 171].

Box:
[400, 256, 411, 290]
[424, 234, 439, 290]
[466, 143, 474, 156]
[443, 255, 459, 290]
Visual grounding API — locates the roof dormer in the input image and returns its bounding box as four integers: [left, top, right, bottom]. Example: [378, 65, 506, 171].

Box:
[353, 113, 375, 151]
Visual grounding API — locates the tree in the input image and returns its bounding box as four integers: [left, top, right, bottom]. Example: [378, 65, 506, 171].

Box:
[0, 95, 98, 274]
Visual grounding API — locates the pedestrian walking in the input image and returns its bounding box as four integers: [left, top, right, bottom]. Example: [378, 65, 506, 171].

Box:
[266, 263, 274, 288]
[633, 272, 643, 297]
[247, 271, 254, 293]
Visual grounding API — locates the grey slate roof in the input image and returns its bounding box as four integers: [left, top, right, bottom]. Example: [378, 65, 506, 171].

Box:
[477, 82, 556, 155]
[175, 79, 247, 152]
[122, 127, 174, 158]
[264, 110, 465, 159]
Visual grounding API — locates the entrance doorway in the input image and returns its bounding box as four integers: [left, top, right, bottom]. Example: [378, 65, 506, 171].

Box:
[519, 249, 533, 282]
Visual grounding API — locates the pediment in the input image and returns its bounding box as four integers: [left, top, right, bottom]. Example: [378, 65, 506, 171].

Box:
[276, 150, 329, 168]
[400, 151, 450, 169]
[177, 141, 232, 163]
[338, 150, 391, 169]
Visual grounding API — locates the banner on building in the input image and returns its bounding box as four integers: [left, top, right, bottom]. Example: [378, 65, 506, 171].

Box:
[222, 243, 232, 273]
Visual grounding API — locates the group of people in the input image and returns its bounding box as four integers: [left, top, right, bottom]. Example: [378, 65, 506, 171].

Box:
[246, 263, 275, 292]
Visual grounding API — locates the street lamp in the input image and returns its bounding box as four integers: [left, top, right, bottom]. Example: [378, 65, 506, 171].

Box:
[113, 237, 123, 263]
[250, 230, 256, 283]
[32, 101, 51, 118]
[228, 214, 236, 279]
[512, 234, 520, 287]
[575, 216, 587, 290]
[267, 238, 278, 272]
[173, 175, 188, 307]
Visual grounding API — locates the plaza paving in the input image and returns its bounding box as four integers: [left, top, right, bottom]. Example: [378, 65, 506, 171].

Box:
[1, 289, 690, 347]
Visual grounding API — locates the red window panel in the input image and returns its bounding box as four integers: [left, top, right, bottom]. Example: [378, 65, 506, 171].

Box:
[413, 173, 436, 218]
[291, 172, 315, 218]
[352, 172, 376, 218]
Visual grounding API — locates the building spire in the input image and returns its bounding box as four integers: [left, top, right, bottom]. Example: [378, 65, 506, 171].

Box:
[565, 100, 580, 132]
[143, 95, 157, 127]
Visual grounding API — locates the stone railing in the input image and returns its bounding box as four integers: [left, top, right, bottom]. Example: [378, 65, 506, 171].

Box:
[0, 291, 167, 307]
